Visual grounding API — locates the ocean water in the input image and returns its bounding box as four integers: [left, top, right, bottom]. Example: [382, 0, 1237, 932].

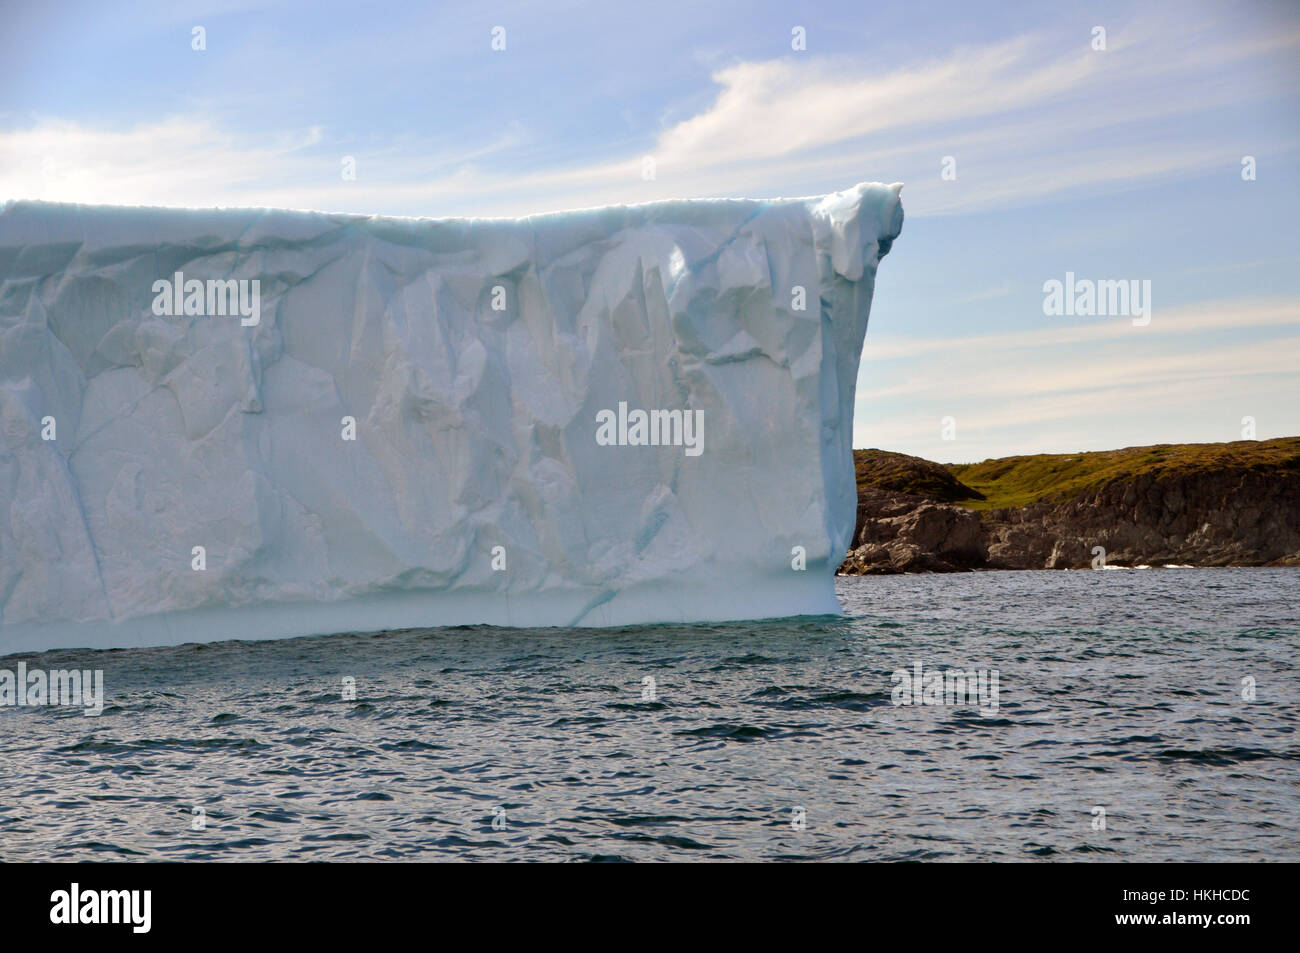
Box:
[1, 569, 1296, 862]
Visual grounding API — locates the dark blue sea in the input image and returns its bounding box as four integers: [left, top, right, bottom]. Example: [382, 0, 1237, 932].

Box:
[2, 569, 1297, 861]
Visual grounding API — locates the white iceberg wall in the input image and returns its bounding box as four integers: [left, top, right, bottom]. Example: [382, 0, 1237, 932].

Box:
[0, 182, 903, 652]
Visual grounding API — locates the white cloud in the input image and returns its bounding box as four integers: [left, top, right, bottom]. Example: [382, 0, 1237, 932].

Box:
[864, 298, 1300, 362]
[1, 12, 1295, 217]
[853, 297, 1300, 457]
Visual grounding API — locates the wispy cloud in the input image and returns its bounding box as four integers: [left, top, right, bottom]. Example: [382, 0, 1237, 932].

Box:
[854, 297, 1300, 457]
[2, 10, 1295, 217]
[864, 299, 1300, 361]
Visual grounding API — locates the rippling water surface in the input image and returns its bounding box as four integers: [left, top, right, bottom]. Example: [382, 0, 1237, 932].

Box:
[2, 569, 1297, 861]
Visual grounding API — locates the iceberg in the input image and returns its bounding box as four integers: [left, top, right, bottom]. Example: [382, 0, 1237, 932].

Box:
[0, 182, 903, 653]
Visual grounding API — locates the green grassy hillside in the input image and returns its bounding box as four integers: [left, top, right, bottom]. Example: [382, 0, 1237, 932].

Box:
[949, 437, 1300, 510]
[854, 438, 1300, 512]
[852, 448, 983, 503]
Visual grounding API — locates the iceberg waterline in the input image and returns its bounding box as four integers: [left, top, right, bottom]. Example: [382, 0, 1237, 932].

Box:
[0, 182, 903, 652]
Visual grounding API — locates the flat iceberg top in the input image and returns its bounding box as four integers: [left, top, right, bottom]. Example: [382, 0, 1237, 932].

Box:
[0, 182, 903, 652]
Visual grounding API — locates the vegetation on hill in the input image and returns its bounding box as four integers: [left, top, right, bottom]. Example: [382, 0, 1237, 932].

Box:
[853, 438, 1300, 512]
[943, 437, 1300, 511]
[852, 448, 983, 503]
[844, 438, 1300, 572]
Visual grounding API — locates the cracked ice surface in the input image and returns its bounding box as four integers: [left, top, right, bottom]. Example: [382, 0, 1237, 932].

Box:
[0, 183, 903, 652]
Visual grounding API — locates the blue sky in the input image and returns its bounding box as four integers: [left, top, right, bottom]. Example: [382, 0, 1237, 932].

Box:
[2, 0, 1297, 461]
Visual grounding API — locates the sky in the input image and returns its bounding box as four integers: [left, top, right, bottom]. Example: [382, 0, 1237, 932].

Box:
[1, 0, 1297, 462]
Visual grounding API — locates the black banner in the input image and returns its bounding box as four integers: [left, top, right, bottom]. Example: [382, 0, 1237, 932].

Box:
[0, 861, 1280, 941]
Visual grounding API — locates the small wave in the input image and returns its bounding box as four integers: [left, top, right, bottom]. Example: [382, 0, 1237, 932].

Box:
[675, 723, 771, 741]
[1156, 747, 1294, 765]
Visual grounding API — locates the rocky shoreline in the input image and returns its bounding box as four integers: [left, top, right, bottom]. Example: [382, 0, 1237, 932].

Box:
[837, 439, 1300, 574]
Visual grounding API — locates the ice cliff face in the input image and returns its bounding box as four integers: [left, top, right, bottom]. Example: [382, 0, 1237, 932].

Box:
[0, 183, 903, 652]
